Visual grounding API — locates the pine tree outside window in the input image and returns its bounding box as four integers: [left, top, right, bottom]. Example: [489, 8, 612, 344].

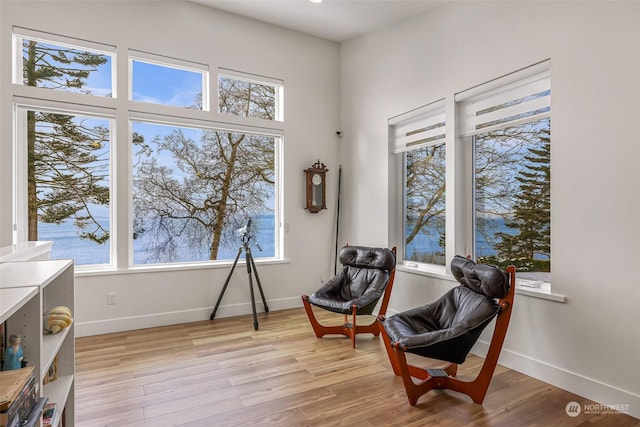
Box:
[15, 28, 114, 97]
[473, 118, 551, 279]
[13, 29, 115, 266]
[458, 61, 551, 282]
[15, 107, 112, 266]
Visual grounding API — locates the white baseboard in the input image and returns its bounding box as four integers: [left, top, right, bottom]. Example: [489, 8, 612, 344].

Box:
[472, 340, 640, 420]
[75, 296, 303, 337]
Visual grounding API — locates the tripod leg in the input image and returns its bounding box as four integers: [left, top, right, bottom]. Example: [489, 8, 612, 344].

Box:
[210, 246, 243, 320]
[248, 249, 269, 313]
[245, 249, 259, 330]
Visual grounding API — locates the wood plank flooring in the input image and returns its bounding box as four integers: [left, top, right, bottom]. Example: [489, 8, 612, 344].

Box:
[75, 308, 639, 426]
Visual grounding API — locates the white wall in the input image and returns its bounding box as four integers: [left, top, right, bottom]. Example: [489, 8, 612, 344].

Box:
[339, 0, 640, 418]
[0, 1, 340, 334]
[3, 0, 639, 418]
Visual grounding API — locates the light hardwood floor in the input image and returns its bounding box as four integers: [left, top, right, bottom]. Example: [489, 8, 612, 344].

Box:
[75, 308, 639, 426]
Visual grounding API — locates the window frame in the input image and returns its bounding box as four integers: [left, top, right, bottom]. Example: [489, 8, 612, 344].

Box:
[458, 62, 551, 286]
[13, 101, 116, 267]
[218, 68, 284, 122]
[11, 28, 286, 272]
[393, 60, 555, 294]
[13, 26, 117, 98]
[128, 50, 210, 111]
[390, 99, 447, 272]
[127, 116, 283, 267]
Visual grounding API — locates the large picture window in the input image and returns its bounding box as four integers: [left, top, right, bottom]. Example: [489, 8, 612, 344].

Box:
[131, 121, 277, 265]
[12, 29, 284, 271]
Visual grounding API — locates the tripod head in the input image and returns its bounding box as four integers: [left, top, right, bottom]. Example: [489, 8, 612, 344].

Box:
[237, 219, 262, 252]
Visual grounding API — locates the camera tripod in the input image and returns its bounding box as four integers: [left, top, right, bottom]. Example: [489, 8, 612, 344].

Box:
[210, 233, 269, 330]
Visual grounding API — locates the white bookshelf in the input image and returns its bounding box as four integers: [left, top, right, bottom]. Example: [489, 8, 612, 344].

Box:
[0, 259, 75, 427]
[0, 241, 52, 263]
[0, 287, 39, 324]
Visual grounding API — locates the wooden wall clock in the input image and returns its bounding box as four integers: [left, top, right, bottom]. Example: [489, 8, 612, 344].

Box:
[304, 160, 328, 213]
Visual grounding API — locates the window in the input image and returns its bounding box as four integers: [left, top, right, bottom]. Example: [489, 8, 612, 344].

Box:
[14, 28, 114, 97]
[12, 29, 284, 270]
[131, 121, 277, 265]
[458, 61, 551, 281]
[219, 69, 283, 121]
[15, 106, 112, 266]
[392, 61, 551, 286]
[391, 100, 446, 266]
[130, 51, 209, 110]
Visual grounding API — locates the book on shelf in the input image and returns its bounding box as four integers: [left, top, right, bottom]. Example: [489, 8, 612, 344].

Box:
[41, 402, 56, 427]
[43, 356, 58, 385]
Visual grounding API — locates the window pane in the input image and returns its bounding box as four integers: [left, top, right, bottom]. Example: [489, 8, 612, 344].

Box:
[27, 110, 111, 265]
[131, 60, 204, 109]
[21, 39, 113, 97]
[219, 76, 278, 120]
[404, 143, 446, 265]
[474, 118, 550, 279]
[132, 122, 276, 265]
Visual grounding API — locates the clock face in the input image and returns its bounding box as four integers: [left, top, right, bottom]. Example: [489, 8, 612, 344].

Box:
[312, 173, 322, 186]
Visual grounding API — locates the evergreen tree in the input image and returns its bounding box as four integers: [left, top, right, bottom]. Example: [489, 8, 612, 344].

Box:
[495, 121, 550, 270]
[24, 40, 110, 242]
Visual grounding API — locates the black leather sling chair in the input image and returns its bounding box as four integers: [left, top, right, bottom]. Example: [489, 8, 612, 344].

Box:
[302, 245, 396, 348]
[378, 255, 515, 405]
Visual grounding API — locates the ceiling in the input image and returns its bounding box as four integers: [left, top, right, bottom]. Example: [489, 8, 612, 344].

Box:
[190, 0, 444, 42]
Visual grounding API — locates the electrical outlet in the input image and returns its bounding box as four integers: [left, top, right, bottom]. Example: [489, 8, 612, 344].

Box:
[107, 292, 116, 305]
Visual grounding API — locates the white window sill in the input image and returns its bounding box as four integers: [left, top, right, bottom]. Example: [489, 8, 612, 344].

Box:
[515, 280, 566, 303]
[74, 257, 289, 277]
[397, 262, 566, 303]
[397, 262, 451, 281]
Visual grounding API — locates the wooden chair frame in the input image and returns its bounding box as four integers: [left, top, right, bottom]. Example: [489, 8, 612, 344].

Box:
[378, 264, 515, 405]
[302, 247, 397, 348]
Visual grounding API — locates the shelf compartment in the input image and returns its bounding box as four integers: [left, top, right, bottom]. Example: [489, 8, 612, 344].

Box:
[43, 374, 74, 427]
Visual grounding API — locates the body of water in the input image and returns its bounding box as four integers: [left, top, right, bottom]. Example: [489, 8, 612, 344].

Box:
[405, 217, 515, 260]
[39, 214, 275, 266]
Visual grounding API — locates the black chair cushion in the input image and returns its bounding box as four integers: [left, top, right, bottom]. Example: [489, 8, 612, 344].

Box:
[382, 286, 500, 364]
[308, 246, 396, 315]
[340, 245, 396, 271]
[451, 255, 509, 298]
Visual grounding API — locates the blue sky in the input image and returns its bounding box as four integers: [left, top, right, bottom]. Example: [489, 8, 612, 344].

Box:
[131, 61, 202, 108]
[28, 41, 202, 106]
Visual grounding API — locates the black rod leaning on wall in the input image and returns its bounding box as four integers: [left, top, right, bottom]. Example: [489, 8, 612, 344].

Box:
[334, 164, 342, 275]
